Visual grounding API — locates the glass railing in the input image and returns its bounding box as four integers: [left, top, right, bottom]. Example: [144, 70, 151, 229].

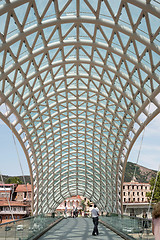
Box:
[0, 214, 62, 240]
[99, 214, 154, 240]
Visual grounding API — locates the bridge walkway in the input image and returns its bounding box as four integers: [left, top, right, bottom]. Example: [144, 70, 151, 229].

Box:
[38, 217, 124, 240]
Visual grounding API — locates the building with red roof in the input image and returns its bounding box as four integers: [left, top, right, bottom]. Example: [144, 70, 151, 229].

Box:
[0, 184, 32, 223]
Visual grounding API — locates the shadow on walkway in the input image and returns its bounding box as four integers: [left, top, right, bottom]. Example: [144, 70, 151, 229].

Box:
[39, 217, 123, 240]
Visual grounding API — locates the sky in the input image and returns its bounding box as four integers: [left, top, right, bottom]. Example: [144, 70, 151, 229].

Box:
[0, 113, 160, 176]
[0, 119, 30, 176]
[127, 114, 160, 171]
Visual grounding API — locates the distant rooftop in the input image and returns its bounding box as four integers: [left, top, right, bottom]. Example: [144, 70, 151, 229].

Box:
[15, 184, 32, 192]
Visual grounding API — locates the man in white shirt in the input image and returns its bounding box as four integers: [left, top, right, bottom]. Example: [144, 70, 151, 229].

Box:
[64, 206, 67, 218]
[91, 204, 99, 236]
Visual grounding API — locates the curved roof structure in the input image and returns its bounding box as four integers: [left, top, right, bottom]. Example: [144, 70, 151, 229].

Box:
[0, 0, 160, 214]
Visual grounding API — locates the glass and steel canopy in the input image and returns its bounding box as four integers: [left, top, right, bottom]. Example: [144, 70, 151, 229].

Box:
[0, 0, 160, 214]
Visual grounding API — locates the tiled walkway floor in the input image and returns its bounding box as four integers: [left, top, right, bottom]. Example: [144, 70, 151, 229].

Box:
[39, 217, 123, 240]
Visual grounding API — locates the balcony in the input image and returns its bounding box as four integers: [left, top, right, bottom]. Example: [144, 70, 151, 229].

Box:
[0, 210, 27, 215]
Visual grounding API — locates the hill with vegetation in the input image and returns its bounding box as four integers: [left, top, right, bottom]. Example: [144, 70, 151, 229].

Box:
[1, 162, 157, 184]
[1, 175, 31, 184]
[124, 161, 157, 183]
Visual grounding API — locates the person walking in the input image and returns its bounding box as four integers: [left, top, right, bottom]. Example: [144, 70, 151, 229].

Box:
[75, 207, 78, 217]
[73, 206, 76, 218]
[152, 202, 160, 240]
[64, 205, 67, 218]
[91, 204, 99, 236]
[142, 211, 148, 229]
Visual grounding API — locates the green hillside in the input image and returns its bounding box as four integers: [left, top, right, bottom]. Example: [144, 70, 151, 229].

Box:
[1, 175, 31, 184]
[124, 161, 157, 183]
[1, 162, 157, 185]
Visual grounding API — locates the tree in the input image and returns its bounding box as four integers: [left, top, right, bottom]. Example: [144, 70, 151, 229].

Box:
[6, 177, 23, 184]
[81, 200, 86, 211]
[146, 172, 160, 203]
[87, 200, 90, 207]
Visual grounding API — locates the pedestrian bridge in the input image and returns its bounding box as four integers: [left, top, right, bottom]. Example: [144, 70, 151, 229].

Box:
[0, 214, 154, 240]
[0, 1, 159, 239]
[0, 0, 160, 217]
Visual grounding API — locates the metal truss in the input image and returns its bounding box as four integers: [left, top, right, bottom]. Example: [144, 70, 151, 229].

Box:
[0, 0, 160, 214]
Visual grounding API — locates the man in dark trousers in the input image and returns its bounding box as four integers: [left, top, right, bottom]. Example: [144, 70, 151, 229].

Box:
[91, 204, 99, 236]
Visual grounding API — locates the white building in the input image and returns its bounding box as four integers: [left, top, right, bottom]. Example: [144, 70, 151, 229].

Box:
[122, 179, 151, 217]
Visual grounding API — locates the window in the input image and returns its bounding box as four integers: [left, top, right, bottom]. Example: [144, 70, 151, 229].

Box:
[141, 186, 143, 189]
[124, 192, 125, 196]
[133, 198, 135, 202]
[133, 192, 135, 196]
[137, 192, 139, 196]
[142, 192, 143, 196]
[132, 185, 134, 189]
[123, 186, 125, 189]
[124, 198, 126, 202]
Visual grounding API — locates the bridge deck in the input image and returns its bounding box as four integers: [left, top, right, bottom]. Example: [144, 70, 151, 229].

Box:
[39, 217, 123, 240]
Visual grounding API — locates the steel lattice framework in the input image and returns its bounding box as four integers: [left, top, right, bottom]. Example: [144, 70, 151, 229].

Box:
[0, 0, 160, 214]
